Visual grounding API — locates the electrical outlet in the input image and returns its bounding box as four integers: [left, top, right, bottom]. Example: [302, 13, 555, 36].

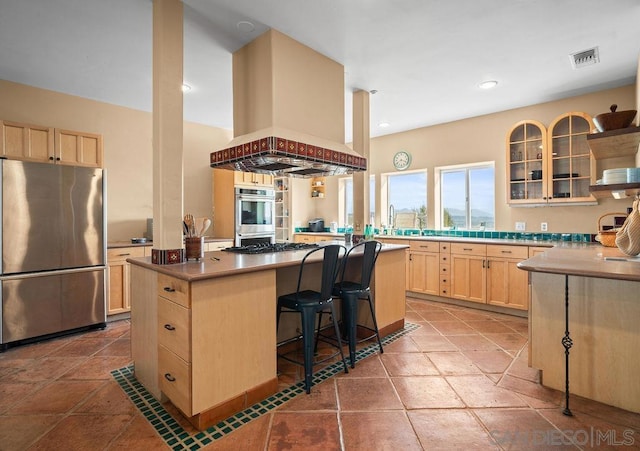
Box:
[515, 222, 526, 231]
[541, 222, 548, 232]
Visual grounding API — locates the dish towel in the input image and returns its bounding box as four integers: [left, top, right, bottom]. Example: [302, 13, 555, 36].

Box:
[616, 198, 640, 256]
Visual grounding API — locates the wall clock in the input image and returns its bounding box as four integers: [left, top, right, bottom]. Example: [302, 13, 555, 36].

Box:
[393, 150, 411, 171]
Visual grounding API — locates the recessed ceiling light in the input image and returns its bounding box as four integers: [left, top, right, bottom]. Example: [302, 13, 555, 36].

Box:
[378, 122, 390, 128]
[181, 83, 192, 93]
[370, 89, 378, 95]
[237, 21, 255, 33]
[479, 80, 498, 90]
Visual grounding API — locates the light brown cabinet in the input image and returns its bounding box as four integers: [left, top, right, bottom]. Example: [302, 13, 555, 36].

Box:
[506, 113, 596, 205]
[407, 240, 439, 296]
[485, 245, 529, 310]
[107, 246, 146, 315]
[546, 112, 595, 203]
[55, 129, 103, 167]
[0, 120, 53, 162]
[450, 243, 487, 304]
[0, 120, 103, 168]
[234, 171, 274, 187]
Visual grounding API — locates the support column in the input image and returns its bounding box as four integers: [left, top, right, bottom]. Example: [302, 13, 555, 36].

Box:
[151, 0, 184, 264]
[352, 90, 371, 233]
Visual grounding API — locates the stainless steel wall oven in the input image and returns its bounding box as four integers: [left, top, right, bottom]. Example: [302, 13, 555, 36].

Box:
[235, 187, 275, 246]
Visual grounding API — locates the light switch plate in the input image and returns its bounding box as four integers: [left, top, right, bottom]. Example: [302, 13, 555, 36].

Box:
[515, 222, 526, 231]
[541, 222, 548, 231]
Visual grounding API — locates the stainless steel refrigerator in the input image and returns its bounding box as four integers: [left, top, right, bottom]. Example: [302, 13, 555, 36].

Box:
[0, 159, 106, 350]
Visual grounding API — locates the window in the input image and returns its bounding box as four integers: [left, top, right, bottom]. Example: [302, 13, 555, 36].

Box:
[340, 176, 375, 226]
[384, 171, 428, 229]
[438, 163, 495, 230]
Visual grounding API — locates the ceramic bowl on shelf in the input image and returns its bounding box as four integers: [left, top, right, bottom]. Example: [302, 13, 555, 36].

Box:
[593, 104, 637, 132]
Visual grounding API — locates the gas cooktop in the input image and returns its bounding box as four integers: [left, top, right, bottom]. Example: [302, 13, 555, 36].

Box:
[223, 242, 319, 254]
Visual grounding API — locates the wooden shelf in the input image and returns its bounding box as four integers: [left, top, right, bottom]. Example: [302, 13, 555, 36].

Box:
[586, 126, 640, 159]
[589, 182, 640, 199]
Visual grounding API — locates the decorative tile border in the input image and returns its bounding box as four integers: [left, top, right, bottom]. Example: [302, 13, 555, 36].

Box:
[111, 322, 419, 450]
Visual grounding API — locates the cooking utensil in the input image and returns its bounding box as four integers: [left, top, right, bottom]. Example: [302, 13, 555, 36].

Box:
[200, 218, 211, 236]
[184, 214, 195, 237]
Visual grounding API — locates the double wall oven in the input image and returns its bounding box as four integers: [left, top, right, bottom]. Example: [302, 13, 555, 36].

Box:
[235, 187, 275, 246]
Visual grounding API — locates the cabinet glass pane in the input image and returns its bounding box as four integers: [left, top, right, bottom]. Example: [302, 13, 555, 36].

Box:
[510, 125, 525, 142]
[509, 143, 524, 162]
[525, 123, 542, 140]
[572, 179, 590, 198]
[510, 162, 526, 181]
[571, 155, 590, 178]
[571, 116, 590, 134]
[552, 157, 571, 176]
[553, 117, 570, 136]
[526, 139, 543, 160]
[570, 134, 590, 156]
[552, 136, 570, 157]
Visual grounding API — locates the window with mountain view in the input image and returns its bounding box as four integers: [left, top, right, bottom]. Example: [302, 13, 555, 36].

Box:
[439, 163, 495, 229]
[387, 171, 428, 229]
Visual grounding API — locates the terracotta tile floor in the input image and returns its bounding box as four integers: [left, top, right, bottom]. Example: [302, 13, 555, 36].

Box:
[1, 297, 639, 450]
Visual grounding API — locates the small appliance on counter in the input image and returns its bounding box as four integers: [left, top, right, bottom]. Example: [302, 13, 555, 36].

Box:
[308, 218, 325, 232]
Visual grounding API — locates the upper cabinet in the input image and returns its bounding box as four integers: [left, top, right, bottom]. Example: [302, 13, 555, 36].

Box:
[55, 129, 103, 167]
[506, 113, 596, 205]
[506, 120, 547, 204]
[547, 112, 595, 203]
[234, 171, 273, 188]
[0, 121, 54, 162]
[1, 120, 103, 168]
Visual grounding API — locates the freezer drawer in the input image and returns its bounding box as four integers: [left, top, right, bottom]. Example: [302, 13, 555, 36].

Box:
[1, 267, 106, 344]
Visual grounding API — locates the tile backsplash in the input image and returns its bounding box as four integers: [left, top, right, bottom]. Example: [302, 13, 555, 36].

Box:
[295, 227, 595, 242]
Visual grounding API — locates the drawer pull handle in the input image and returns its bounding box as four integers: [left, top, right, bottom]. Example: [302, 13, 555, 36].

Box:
[442, 279, 447, 283]
[164, 373, 176, 382]
[118, 253, 131, 256]
[463, 248, 472, 251]
[164, 324, 175, 331]
[163, 287, 176, 293]
[442, 257, 447, 261]
[501, 250, 512, 254]
[442, 268, 447, 272]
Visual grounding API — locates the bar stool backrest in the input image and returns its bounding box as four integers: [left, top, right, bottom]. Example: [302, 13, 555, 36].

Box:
[295, 244, 346, 302]
[339, 240, 382, 291]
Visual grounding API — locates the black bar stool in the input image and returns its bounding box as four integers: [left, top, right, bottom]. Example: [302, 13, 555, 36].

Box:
[276, 244, 349, 393]
[331, 240, 383, 368]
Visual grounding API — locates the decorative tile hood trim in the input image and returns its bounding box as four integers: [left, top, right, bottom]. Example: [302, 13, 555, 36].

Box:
[210, 127, 367, 177]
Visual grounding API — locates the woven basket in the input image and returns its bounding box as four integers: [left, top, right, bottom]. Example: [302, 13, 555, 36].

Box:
[595, 212, 627, 247]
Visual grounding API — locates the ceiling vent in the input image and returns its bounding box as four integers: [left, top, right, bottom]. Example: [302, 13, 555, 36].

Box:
[569, 47, 600, 69]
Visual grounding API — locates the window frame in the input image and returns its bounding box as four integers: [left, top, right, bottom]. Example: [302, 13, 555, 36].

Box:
[435, 161, 495, 230]
[380, 169, 429, 229]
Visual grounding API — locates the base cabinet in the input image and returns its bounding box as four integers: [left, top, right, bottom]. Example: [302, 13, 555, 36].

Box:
[486, 245, 530, 309]
[407, 240, 439, 295]
[450, 243, 487, 304]
[107, 246, 146, 315]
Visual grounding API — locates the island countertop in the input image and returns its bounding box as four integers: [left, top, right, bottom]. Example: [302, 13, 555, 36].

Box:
[517, 242, 640, 282]
[127, 241, 409, 282]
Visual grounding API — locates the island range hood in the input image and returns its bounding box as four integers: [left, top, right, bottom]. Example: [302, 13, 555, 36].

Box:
[210, 29, 366, 177]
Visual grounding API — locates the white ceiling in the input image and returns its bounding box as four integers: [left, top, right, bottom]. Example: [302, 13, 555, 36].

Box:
[1, 0, 639, 142]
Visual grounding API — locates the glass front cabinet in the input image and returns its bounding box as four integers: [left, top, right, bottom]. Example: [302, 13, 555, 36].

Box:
[506, 113, 596, 205]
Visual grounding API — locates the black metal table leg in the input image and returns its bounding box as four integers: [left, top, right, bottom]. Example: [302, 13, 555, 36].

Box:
[562, 274, 573, 416]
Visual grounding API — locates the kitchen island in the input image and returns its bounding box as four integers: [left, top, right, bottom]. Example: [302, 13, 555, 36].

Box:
[127, 241, 408, 430]
[518, 244, 640, 414]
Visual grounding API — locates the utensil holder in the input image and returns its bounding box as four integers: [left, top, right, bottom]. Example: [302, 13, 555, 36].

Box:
[185, 237, 204, 260]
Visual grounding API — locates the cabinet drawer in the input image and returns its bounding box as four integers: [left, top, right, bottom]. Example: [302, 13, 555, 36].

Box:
[439, 281, 450, 297]
[486, 245, 529, 260]
[439, 253, 451, 265]
[409, 240, 439, 252]
[450, 243, 487, 256]
[439, 242, 451, 253]
[159, 345, 192, 416]
[440, 275, 450, 287]
[439, 263, 450, 275]
[107, 246, 145, 262]
[157, 274, 190, 308]
[207, 241, 233, 251]
[158, 298, 191, 362]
